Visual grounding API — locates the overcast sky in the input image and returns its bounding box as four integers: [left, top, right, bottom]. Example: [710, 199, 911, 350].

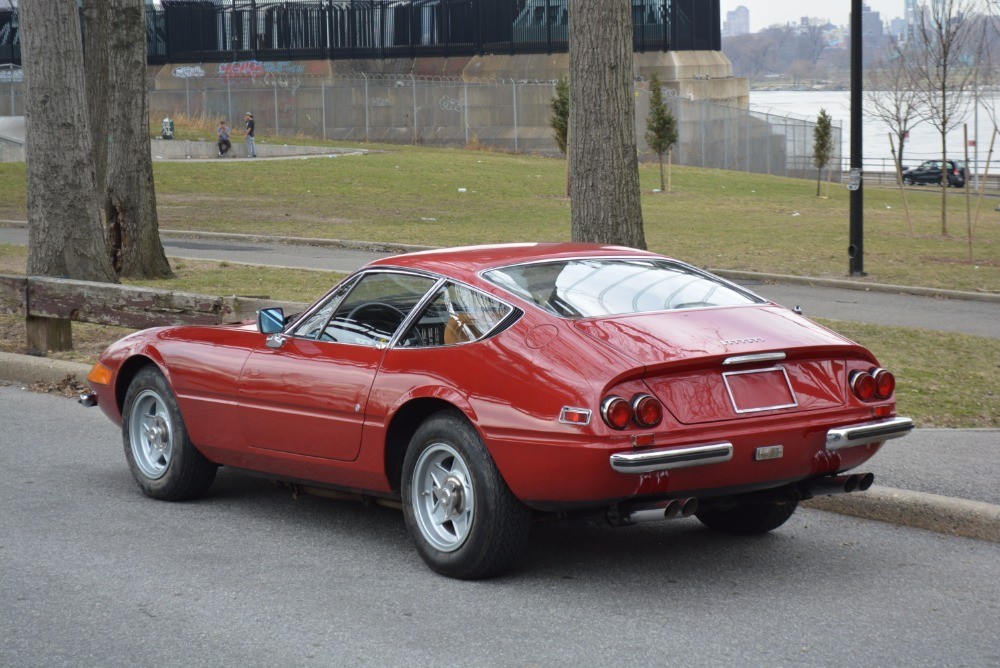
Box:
[721, 0, 906, 32]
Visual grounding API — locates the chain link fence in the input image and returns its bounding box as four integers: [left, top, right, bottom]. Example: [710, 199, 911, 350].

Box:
[146, 73, 841, 179]
[0, 67, 840, 179]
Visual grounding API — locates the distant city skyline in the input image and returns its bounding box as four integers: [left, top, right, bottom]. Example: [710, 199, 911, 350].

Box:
[721, 0, 904, 32]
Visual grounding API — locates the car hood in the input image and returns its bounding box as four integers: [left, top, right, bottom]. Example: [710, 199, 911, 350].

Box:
[573, 304, 855, 368]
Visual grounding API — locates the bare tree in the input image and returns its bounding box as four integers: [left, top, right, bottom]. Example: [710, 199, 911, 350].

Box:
[911, 0, 983, 235]
[104, 0, 173, 278]
[19, 0, 117, 284]
[568, 0, 645, 249]
[724, 27, 790, 79]
[796, 20, 828, 67]
[864, 41, 925, 171]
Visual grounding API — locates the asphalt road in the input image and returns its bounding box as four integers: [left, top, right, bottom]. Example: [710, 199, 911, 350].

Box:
[1, 224, 997, 339]
[2, 388, 999, 667]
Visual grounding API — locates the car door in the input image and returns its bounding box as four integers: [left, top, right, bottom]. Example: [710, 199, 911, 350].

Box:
[924, 161, 942, 184]
[237, 271, 438, 461]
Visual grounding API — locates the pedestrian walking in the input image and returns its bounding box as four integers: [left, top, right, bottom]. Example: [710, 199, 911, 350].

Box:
[216, 119, 231, 157]
[243, 112, 256, 158]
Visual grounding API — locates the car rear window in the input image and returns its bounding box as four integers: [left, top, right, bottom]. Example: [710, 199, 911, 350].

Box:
[483, 259, 762, 318]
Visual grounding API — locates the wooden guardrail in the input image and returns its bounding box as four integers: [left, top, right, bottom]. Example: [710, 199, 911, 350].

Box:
[0, 274, 307, 354]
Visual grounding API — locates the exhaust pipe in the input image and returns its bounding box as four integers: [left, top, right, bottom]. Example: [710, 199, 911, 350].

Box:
[799, 472, 874, 500]
[607, 498, 698, 526]
[663, 499, 682, 520]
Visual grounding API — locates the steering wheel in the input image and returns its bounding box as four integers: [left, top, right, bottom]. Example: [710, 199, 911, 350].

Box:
[346, 302, 406, 333]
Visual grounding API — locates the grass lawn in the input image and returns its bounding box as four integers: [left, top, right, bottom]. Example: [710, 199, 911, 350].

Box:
[0, 140, 997, 292]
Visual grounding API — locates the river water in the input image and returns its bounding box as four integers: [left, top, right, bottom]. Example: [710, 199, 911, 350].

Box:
[751, 90, 1000, 171]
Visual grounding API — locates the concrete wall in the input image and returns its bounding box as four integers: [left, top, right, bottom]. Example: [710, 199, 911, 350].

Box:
[0, 115, 24, 161]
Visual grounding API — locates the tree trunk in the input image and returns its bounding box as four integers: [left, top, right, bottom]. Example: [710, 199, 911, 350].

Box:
[105, 0, 173, 279]
[83, 0, 109, 198]
[20, 0, 118, 284]
[817, 167, 822, 197]
[568, 0, 645, 249]
[658, 153, 665, 192]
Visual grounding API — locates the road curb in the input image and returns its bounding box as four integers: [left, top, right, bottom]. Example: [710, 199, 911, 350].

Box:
[0, 351, 90, 386]
[803, 486, 1000, 543]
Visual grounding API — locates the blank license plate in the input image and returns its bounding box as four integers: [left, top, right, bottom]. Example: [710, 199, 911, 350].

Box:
[723, 367, 798, 414]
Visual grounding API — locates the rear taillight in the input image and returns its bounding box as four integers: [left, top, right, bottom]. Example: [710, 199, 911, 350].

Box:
[871, 368, 896, 399]
[601, 396, 632, 430]
[850, 370, 876, 401]
[601, 394, 664, 429]
[632, 394, 663, 428]
[851, 368, 896, 402]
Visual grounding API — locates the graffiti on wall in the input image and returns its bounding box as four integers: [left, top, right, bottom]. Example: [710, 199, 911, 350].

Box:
[171, 65, 206, 79]
[218, 60, 306, 80]
[439, 96, 463, 113]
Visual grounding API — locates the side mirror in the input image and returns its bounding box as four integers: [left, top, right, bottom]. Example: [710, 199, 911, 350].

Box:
[257, 307, 285, 334]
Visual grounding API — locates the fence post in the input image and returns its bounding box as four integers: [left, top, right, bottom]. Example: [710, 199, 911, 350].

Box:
[26, 317, 72, 354]
[463, 80, 469, 146]
[185, 78, 191, 116]
[412, 74, 418, 144]
[321, 82, 327, 141]
[363, 73, 370, 143]
[765, 112, 771, 175]
[512, 80, 518, 153]
[227, 78, 232, 126]
[745, 106, 750, 172]
[273, 81, 279, 136]
[724, 106, 729, 169]
[700, 99, 706, 168]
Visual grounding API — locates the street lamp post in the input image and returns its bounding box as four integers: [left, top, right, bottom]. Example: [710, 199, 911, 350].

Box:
[849, 0, 866, 276]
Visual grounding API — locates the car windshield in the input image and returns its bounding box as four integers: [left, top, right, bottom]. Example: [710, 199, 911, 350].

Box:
[483, 258, 763, 318]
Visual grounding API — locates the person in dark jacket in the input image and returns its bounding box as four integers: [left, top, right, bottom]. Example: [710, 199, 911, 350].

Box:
[243, 112, 256, 158]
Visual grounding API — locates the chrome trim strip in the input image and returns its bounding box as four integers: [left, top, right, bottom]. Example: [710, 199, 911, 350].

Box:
[826, 417, 914, 451]
[610, 442, 733, 474]
[723, 351, 787, 366]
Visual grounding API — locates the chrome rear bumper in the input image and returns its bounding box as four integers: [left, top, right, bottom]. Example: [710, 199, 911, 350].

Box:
[826, 416, 913, 451]
[609, 416, 912, 475]
[610, 442, 733, 474]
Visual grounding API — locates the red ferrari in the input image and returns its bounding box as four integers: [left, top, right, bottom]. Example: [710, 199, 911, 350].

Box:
[84, 243, 912, 579]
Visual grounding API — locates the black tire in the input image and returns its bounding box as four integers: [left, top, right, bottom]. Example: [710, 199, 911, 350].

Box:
[695, 499, 798, 536]
[902, 177, 913, 185]
[121, 365, 217, 501]
[401, 410, 531, 579]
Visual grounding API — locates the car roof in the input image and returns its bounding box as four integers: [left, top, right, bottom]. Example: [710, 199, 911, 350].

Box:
[367, 242, 662, 283]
